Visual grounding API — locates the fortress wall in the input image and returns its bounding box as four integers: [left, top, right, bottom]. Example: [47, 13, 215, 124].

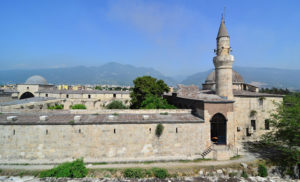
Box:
[0, 122, 206, 164]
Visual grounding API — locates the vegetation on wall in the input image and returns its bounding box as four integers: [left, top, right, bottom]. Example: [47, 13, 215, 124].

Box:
[155, 123, 164, 137]
[249, 110, 257, 117]
[48, 104, 64, 110]
[71, 104, 87, 110]
[105, 100, 128, 109]
[261, 93, 300, 177]
[130, 76, 176, 109]
[39, 158, 87, 178]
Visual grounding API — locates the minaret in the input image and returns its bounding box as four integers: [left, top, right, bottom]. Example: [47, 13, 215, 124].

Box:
[213, 18, 234, 100]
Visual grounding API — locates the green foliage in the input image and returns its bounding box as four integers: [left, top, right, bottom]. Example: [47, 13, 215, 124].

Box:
[250, 110, 257, 117]
[105, 100, 127, 109]
[95, 86, 102, 90]
[69, 120, 75, 125]
[155, 123, 164, 137]
[39, 158, 88, 178]
[260, 87, 291, 95]
[151, 168, 169, 179]
[258, 164, 268, 177]
[261, 93, 300, 177]
[71, 104, 86, 110]
[241, 170, 248, 178]
[123, 168, 146, 178]
[229, 172, 237, 177]
[130, 76, 170, 109]
[141, 95, 176, 109]
[48, 104, 64, 110]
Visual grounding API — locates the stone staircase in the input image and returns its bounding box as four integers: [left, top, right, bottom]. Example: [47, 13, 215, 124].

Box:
[200, 145, 213, 158]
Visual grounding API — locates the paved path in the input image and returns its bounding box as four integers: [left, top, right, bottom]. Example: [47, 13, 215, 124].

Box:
[0, 153, 258, 170]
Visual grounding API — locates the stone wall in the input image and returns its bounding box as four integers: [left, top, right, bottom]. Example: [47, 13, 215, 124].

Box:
[233, 96, 282, 142]
[0, 121, 206, 164]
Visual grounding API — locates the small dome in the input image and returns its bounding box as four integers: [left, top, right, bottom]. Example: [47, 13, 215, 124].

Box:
[205, 70, 244, 84]
[25, 75, 48, 85]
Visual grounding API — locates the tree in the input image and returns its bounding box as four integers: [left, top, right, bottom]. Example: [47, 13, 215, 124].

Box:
[262, 93, 300, 177]
[106, 100, 127, 109]
[141, 95, 176, 109]
[130, 76, 170, 109]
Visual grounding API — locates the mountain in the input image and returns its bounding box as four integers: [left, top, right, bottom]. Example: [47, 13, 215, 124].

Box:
[181, 67, 300, 90]
[0, 62, 176, 86]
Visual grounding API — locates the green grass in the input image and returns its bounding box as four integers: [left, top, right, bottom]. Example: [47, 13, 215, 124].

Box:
[71, 104, 87, 110]
[230, 155, 242, 160]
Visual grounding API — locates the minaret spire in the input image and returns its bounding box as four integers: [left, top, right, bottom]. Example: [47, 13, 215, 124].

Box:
[213, 16, 234, 100]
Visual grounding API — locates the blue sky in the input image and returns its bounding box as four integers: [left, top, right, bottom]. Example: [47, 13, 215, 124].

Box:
[0, 0, 300, 76]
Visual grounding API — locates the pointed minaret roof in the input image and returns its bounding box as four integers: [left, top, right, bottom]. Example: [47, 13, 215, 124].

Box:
[217, 19, 229, 38]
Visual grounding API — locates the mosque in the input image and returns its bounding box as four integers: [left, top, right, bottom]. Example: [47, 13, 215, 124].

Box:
[0, 19, 282, 163]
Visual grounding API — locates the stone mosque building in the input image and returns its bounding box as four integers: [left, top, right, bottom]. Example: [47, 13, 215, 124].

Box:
[0, 19, 282, 163]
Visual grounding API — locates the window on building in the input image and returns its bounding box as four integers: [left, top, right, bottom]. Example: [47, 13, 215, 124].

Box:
[46, 94, 48, 97]
[46, 129, 48, 135]
[176, 128, 178, 133]
[265, 119, 270, 130]
[114, 129, 116, 134]
[259, 99, 263, 106]
[66, 94, 69, 98]
[79, 129, 81, 133]
[88, 94, 91, 99]
[27, 87, 29, 90]
[251, 120, 256, 130]
[13, 129, 15, 135]
[113, 93, 116, 98]
[149, 128, 151, 133]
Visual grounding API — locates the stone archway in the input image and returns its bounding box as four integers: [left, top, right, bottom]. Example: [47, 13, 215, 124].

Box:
[20, 92, 34, 99]
[210, 113, 227, 145]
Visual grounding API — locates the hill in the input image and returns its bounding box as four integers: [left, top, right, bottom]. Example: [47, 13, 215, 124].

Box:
[181, 67, 300, 90]
[0, 62, 176, 86]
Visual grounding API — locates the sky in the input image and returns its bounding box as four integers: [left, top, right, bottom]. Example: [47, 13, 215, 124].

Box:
[0, 0, 300, 76]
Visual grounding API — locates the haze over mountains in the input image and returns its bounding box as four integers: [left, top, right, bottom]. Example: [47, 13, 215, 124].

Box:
[0, 62, 299, 90]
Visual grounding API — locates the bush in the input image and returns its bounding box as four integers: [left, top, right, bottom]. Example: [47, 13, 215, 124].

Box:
[140, 95, 176, 109]
[106, 100, 127, 109]
[40, 158, 87, 178]
[155, 123, 164, 137]
[152, 168, 168, 179]
[123, 168, 146, 178]
[71, 104, 86, 110]
[48, 104, 64, 110]
[241, 170, 248, 178]
[258, 164, 268, 177]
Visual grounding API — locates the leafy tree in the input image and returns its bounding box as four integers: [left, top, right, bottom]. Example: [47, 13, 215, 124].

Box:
[71, 104, 86, 109]
[262, 93, 300, 177]
[130, 76, 170, 109]
[106, 100, 127, 109]
[95, 86, 102, 90]
[141, 95, 176, 109]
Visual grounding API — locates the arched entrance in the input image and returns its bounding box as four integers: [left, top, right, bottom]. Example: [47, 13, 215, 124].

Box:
[20, 92, 34, 99]
[210, 113, 227, 145]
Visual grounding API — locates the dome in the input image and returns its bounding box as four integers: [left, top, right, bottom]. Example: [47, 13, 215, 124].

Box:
[205, 70, 244, 84]
[25, 75, 48, 85]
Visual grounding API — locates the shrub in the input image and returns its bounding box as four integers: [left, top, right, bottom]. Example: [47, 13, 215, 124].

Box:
[152, 168, 168, 179]
[71, 104, 86, 110]
[48, 104, 64, 110]
[229, 172, 237, 177]
[241, 170, 248, 178]
[258, 164, 268, 177]
[250, 110, 257, 117]
[106, 100, 127, 109]
[39, 158, 87, 178]
[123, 168, 146, 178]
[155, 123, 164, 137]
